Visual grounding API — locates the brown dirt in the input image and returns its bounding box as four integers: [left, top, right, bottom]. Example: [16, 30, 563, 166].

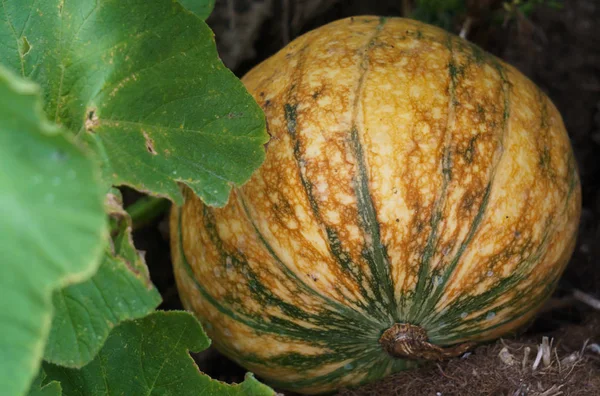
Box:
[338, 313, 600, 396]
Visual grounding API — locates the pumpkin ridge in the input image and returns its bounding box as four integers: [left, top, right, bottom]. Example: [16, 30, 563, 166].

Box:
[432, 262, 563, 343]
[283, 101, 388, 321]
[177, 207, 376, 342]
[280, 37, 381, 312]
[427, 215, 558, 340]
[416, 56, 512, 326]
[433, 85, 579, 336]
[535, 88, 556, 181]
[281, 22, 394, 322]
[407, 32, 458, 322]
[235, 189, 383, 329]
[176, 208, 262, 330]
[199, 204, 384, 338]
[419, 182, 493, 326]
[428, 87, 580, 337]
[347, 16, 400, 321]
[566, 155, 578, 201]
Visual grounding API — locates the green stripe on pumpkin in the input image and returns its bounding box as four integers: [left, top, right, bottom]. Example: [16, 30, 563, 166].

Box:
[176, 207, 378, 344]
[283, 102, 388, 322]
[434, 264, 562, 343]
[408, 33, 457, 322]
[416, 182, 493, 324]
[349, 125, 397, 321]
[411, 37, 511, 324]
[265, 350, 391, 392]
[346, 16, 399, 322]
[202, 205, 382, 336]
[281, 41, 381, 311]
[427, 215, 556, 341]
[236, 190, 384, 328]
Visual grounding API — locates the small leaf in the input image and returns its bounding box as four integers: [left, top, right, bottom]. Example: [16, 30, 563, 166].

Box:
[44, 311, 275, 396]
[105, 190, 158, 279]
[0, 66, 106, 396]
[27, 368, 62, 396]
[0, 0, 268, 206]
[27, 369, 62, 396]
[179, 0, 216, 20]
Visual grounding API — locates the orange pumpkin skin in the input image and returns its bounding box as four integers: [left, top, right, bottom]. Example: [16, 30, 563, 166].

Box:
[171, 16, 581, 394]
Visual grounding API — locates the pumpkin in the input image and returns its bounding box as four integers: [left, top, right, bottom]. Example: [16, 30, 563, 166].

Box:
[171, 16, 581, 394]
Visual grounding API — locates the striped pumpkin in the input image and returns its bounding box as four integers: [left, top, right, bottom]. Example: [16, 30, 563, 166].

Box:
[171, 16, 581, 394]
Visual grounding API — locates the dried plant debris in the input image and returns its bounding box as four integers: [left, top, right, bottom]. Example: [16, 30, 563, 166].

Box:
[338, 316, 600, 396]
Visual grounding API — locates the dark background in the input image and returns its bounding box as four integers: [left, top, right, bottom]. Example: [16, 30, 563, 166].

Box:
[132, 0, 600, 394]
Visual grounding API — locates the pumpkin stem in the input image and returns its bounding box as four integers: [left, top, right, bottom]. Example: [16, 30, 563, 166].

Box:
[379, 323, 474, 360]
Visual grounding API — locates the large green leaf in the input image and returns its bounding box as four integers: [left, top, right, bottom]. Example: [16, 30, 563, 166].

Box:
[44, 192, 162, 367]
[0, 0, 268, 206]
[44, 311, 275, 396]
[0, 66, 106, 396]
[179, 0, 216, 20]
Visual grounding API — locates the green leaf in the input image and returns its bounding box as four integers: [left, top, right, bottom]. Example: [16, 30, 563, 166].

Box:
[179, 0, 216, 20]
[105, 189, 159, 281]
[121, 195, 170, 231]
[0, 66, 106, 396]
[43, 190, 161, 367]
[44, 311, 275, 396]
[0, 0, 268, 206]
[43, 194, 162, 367]
[27, 369, 62, 396]
[412, 0, 466, 30]
[45, 252, 161, 367]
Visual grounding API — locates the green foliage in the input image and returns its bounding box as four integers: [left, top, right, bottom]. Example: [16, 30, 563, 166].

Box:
[179, 0, 217, 20]
[43, 221, 162, 367]
[0, 0, 268, 206]
[410, 0, 564, 31]
[411, 0, 467, 30]
[43, 312, 274, 396]
[42, 189, 162, 369]
[121, 195, 171, 231]
[0, 0, 271, 394]
[27, 370, 62, 396]
[0, 66, 107, 396]
[502, 0, 563, 19]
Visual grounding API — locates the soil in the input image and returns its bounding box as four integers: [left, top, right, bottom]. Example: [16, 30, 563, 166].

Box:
[131, 1, 600, 394]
